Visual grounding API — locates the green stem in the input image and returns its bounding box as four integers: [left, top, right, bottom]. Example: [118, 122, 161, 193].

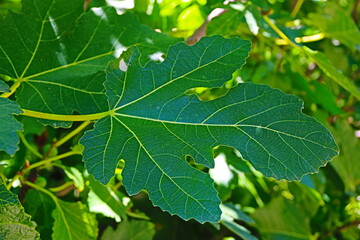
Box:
[0, 78, 23, 98]
[291, 0, 304, 18]
[49, 182, 74, 192]
[18, 131, 43, 158]
[263, 15, 301, 49]
[125, 209, 150, 220]
[276, 33, 325, 45]
[21, 109, 111, 121]
[7, 174, 20, 189]
[24, 151, 81, 173]
[25, 180, 60, 206]
[55, 121, 91, 148]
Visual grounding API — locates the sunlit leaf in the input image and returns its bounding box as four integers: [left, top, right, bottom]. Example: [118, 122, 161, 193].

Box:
[52, 200, 97, 240]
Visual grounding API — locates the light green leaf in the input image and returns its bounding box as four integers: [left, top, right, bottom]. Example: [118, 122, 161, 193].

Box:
[81, 36, 338, 223]
[308, 2, 360, 51]
[0, 98, 23, 155]
[252, 183, 322, 240]
[220, 204, 258, 240]
[0, 0, 178, 126]
[101, 220, 155, 240]
[52, 200, 98, 240]
[304, 47, 360, 100]
[0, 183, 40, 240]
[87, 175, 127, 221]
[330, 119, 360, 192]
[0, 80, 10, 92]
[64, 167, 84, 191]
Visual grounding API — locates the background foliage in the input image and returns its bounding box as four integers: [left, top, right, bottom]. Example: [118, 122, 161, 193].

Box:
[0, 0, 359, 239]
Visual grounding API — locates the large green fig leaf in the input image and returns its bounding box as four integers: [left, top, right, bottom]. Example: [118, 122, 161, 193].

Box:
[0, 183, 40, 240]
[0, 0, 178, 125]
[0, 98, 23, 155]
[80, 36, 338, 223]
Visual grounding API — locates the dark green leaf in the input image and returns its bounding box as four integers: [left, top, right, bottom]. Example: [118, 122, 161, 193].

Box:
[81, 35, 338, 223]
[0, 182, 40, 240]
[101, 220, 155, 240]
[0, 98, 23, 155]
[52, 200, 98, 240]
[0, 0, 178, 126]
[24, 189, 56, 239]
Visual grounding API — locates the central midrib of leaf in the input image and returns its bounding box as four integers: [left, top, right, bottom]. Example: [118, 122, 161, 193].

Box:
[114, 112, 336, 177]
[112, 115, 219, 220]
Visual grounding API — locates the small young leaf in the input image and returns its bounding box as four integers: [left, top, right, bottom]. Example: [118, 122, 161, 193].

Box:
[0, 98, 23, 155]
[0, 183, 40, 240]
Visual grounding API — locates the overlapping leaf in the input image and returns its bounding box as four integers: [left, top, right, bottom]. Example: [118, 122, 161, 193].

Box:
[0, 0, 178, 126]
[0, 98, 23, 155]
[81, 35, 338, 223]
[0, 183, 40, 240]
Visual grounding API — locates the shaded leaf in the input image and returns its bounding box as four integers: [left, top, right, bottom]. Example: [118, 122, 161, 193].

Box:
[0, 98, 23, 155]
[0, 182, 40, 240]
[52, 200, 98, 240]
[101, 220, 155, 240]
[24, 189, 56, 239]
[81, 35, 338, 223]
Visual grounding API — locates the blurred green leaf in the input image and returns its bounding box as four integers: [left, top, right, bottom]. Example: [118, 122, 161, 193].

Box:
[308, 2, 360, 51]
[101, 220, 155, 240]
[252, 182, 323, 239]
[304, 47, 360, 101]
[330, 119, 360, 193]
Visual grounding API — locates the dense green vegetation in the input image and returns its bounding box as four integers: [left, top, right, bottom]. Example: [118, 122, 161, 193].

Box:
[0, 0, 359, 239]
